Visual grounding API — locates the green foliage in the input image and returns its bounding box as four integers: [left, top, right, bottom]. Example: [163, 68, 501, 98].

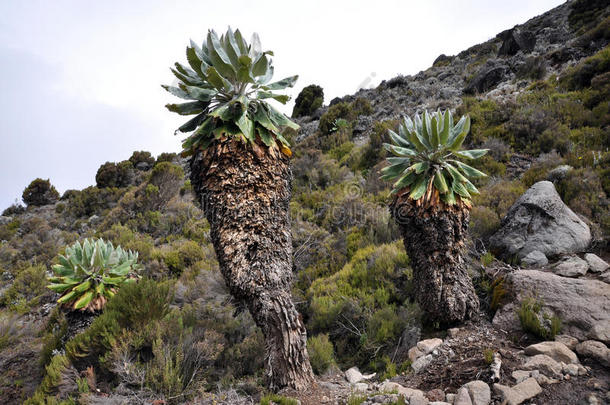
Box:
[516, 56, 547, 81]
[382, 109, 488, 205]
[307, 242, 417, 367]
[156, 240, 205, 276]
[307, 334, 335, 375]
[469, 206, 500, 239]
[48, 238, 141, 312]
[483, 349, 494, 365]
[569, 0, 609, 32]
[318, 98, 372, 135]
[474, 180, 526, 219]
[22, 178, 59, 207]
[359, 120, 396, 170]
[2, 202, 25, 216]
[0, 217, 21, 241]
[562, 46, 610, 90]
[163, 27, 299, 156]
[61, 186, 124, 218]
[129, 151, 155, 169]
[156, 152, 178, 164]
[95, 161, 134, 188]
[1, 264, 47, 311]
[260, 394, 298, 405]
[65, 279, 171, 368]
[292, 84, 324, 118]
[517, 297, 562, 340]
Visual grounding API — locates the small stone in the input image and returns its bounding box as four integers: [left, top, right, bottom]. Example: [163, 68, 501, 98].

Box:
[553, 255, 589, 277]
[555, 334, 579, 350]
[585, 253, 609, 273]
[601, 270, 610, 283]
[463, 380, 491, 405]
[563, 363, 579, 376]
[429, 403, 451, 405]
[523, 354, 563, 376]
[345, 366, 375, 383]
[417, 338, 443, 354]
[448, 328, 460, 338]
[426, 389, 445, 402]
[412, 354, 434, 373]
[587, 394, 600, 405]
[576, 340, 610, 367]
[524, 341, 579, 364]
[445, 393, 456, 403]
[578, 364, 588, 375]
[454, 387, 473, 405]
[353, 382, 368, 392]
[512, 370, 531, 384]
[410, 392, 429, 405]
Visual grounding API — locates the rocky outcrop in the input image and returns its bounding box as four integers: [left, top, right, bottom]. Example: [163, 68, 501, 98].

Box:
[493, 270, 610, 343]
[490, 181, 591, 260]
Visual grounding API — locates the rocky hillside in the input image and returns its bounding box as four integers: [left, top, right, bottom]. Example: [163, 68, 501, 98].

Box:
[0, 0, 609, 404]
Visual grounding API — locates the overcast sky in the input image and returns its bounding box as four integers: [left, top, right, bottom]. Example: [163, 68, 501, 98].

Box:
[0, 0, 564, 211]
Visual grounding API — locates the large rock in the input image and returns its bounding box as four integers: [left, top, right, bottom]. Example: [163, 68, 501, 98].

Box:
[344, 367, 375, 384]
[585, 253, 609, 273]
[575, 340, 610, 367]
[521, 250, 548, 267]
[497, 27, 537, 56]
[522, 354, 563, 377]
[463, 380, 491, 405]
[490, 181, 591, 260]
[524, 341, 578, 364]
[493, 270, 610, 343]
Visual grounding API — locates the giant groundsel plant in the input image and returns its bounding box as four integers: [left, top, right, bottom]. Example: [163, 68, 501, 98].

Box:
[163, 28, 299, 156]
[47, 238, 141, 312]
[381, 110, 488, 206]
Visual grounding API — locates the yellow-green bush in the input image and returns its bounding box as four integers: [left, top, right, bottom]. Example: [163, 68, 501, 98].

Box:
[470, 206, 501, 239]
[307, 334, 335, 375]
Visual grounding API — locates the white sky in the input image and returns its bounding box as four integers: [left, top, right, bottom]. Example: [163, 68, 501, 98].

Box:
[0, 0, 564, 210]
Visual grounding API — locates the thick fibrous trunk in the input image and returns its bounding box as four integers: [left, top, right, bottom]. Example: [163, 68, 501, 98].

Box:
[390, 197, 479, 325]
[190, 139, 314, 390]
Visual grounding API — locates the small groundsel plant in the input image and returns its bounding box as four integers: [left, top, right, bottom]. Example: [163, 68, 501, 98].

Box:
[163, 27, 299, 157]
[381, 110, 488, 206]
[47, 238, 141, 312]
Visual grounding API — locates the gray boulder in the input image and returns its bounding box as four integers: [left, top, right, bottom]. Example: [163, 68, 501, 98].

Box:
[521, 250, 548, 267]
[493, 270, 610, 344]
[490, 181, 591, 260]
[553, 255, 588, 277]
[585, 253, 609, 273]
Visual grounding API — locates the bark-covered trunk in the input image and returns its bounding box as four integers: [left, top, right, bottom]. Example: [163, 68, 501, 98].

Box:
[190, 139, 314, 391]
[390, 196, 479, 325]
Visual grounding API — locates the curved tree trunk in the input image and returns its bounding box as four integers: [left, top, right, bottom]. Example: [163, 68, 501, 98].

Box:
[190, 139, 314, 391]
[390, 197, 479, 326]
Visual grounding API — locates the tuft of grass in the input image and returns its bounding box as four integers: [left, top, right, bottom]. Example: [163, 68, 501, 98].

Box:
[260, 394, 299, 405]
[517, 297, 562, 340]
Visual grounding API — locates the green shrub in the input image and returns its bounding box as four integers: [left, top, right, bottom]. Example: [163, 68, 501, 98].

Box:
[516, 56, 547, 81]
[129, 150, 155, 169]
[474, 180, 526, 219]
[62, 186, 124, 218]
[95, 161, 134, 188]
[307, 334, 335, 375]
[0, 217, 20, 241]
[561, 46, 610, 90]
[318, 98, 372, 135]
[260, 394, 298, 405]
[469, 206, 500, 239]
[517, 297, 562, 340]
[156, 152, 178, 164]
[2, 264, 47, 310]
[65, 279, 171, 369]
[2, 203, 25, 216]
[292, 84, 324, 118]
[22, 178, 59, 207]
